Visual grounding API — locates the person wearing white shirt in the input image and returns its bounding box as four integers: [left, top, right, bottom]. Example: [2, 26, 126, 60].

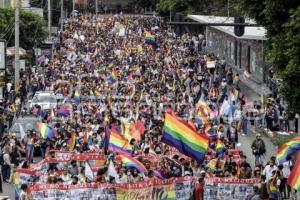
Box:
[263, 160, 278, 181]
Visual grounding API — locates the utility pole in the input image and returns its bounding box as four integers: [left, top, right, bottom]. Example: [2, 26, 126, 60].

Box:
[73, 0, 75, 12]
[48, 0, 51, 38]
[95, 0, 98, 16]
[227, 0, 230, 17]
[60, 0, 64, 30]
[14, 0, 20, 92]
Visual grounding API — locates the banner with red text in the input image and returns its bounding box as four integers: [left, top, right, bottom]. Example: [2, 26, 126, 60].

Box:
[29, 177, 197, 200]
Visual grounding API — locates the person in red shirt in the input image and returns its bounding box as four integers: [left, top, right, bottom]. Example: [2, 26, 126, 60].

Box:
[194, 171, 205, 200]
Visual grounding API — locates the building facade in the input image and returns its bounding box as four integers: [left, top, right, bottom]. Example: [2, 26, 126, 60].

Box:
[188, 15, 270, 95]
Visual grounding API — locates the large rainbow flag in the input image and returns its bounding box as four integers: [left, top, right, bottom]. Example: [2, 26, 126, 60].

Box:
[119, 154, 148, 174]
[287, 155, 300, 191]
[108, 128, 131, 156]
[161, 111, 209, 161]
[36, 122, 55, 140]
[276, 136, 300, 164]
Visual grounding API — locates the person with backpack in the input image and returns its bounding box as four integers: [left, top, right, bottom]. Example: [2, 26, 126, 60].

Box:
[251, 133, 266, 165]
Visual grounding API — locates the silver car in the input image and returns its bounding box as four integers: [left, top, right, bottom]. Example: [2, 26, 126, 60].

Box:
[29, 91, 57, 110]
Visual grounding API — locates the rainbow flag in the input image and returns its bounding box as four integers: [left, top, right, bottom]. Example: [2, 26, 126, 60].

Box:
[215, 140, 225, 153]
[108, 128, 131, 155]
[107, 69, 118, 85]
[276, 136, 300, 164]
[36, 122, 55, 140]
[197, 99, 211, 114]
[145, 31, 155, 41]
[207, 159, 217, 170]
[111, 68, 118, 80]
[69, 132, 76, 151]
[287, 155, 300, 191]
[162, 111, 209, 161]
[144, 31, 158, 48]
[268, 181, 278, 193]
[196, 99, 211, 127]
[119, 154, 148, 174]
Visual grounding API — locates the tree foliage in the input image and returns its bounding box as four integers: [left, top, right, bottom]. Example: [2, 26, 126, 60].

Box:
[239, 0, 300, 114]
[155, 0, 240, 16]
[0, 8, 49, 50]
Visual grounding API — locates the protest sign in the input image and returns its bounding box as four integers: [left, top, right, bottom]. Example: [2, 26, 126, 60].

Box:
[203, 178, 260, 200]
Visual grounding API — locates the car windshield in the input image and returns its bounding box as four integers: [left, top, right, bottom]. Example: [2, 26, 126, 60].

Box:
[10, 118, 39, 133]
[33, 95, 56, 103]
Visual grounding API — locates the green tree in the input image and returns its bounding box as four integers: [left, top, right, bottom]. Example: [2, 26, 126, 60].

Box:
[239, 0, 300, 114]
[0, 8, 49, 50]
[156, 0, 240, 16]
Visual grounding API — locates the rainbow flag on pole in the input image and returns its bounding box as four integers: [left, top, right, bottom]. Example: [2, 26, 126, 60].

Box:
[108, 128, 131, 156]
[162, 111, 209, 161]
[36, 122, 55, 140]
[276, 136, 300, 164]
[287, 155, 300, 191]
[119, 154, 148, 174]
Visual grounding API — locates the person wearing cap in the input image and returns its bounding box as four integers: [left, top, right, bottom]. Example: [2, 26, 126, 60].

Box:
[251, 133, 266, 165]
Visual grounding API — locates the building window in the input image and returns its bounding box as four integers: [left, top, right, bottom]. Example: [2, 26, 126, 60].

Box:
[231, 41, 234, 60]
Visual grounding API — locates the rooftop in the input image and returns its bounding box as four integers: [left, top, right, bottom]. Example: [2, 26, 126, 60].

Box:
[188, 15, 267, 40]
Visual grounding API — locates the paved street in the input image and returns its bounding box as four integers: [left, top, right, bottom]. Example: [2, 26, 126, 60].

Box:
[0, 0, 299, 198]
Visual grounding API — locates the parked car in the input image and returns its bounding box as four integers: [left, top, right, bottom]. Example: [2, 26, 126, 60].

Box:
[29, 91, 57, 110]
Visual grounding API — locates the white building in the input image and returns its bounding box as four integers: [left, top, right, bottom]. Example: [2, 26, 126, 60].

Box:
[188, 15, 271, 96]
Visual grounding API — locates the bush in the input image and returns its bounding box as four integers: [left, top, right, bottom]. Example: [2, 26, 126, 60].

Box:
[271, 132, 298, 147]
